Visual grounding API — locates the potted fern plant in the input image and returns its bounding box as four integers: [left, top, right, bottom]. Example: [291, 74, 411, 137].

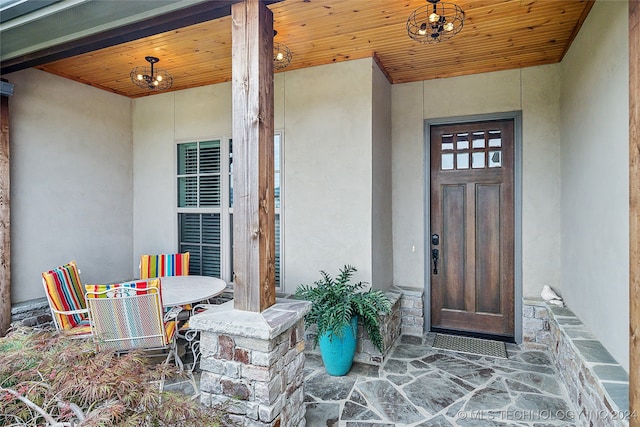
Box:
[295, 265, 391, 376]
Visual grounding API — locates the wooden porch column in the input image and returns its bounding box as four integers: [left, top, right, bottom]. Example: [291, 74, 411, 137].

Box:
[231, 0, 275, 312]
[630, 1, 639, 424]
[0, 80, 13, 336]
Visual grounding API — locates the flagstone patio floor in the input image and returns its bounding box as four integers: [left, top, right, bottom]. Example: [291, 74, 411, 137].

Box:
[167, 333, 580, 427]
[303, 333, 579, 427]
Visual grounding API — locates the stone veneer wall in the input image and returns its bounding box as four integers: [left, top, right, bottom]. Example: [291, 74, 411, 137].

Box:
[397, 287, 424, 336]
[523, 299, 630, 427]
[302, 289, 402, 365]
[299, 286, 426, 365]
[191, 299, 311, 427]
[10, 297, 52, 329]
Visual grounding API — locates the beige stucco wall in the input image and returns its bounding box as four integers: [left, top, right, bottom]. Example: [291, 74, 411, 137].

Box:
[132, 90, 178, 261]
[391, 66, 562, 299]
[391, 81, 425, 289]
[284, 59, 373, 290]
[132, 81, 239, 267]
[7, 68, 133, 302]
[559, 0, 629, 370]
[521, 66, 563, 298]
[133, 58, 380, 293]
[371, 62, 393, 290]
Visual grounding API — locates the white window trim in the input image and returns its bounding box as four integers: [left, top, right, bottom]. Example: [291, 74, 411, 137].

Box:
[174, 132, 284, 289]
[275, 130, 284, 292]
[222, 135, 233, 284]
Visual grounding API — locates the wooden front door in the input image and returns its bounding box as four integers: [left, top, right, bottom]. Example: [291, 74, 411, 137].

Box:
[430, 119, 515, 338]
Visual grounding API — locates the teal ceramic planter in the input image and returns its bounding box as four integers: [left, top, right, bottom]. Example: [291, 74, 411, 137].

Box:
[319, 316, 358, 376]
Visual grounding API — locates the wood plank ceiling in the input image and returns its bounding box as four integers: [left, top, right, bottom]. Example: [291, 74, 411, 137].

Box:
[34, 0, 594, 98]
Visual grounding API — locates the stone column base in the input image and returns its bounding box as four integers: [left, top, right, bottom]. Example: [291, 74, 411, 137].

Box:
[190, 299, 311, 427]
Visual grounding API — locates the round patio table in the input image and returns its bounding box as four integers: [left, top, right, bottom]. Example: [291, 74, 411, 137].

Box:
[159, 275, 226, 308]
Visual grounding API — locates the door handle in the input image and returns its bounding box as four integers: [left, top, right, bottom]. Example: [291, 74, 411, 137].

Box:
[432, 248, 439, 274]
[431, 233, 440, 275]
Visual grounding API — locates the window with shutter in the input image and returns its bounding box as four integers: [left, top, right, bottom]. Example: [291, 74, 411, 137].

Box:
[177, 134, 283, 287]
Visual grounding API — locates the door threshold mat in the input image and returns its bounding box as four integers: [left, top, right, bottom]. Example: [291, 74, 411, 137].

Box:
[433, 334, 508, 359]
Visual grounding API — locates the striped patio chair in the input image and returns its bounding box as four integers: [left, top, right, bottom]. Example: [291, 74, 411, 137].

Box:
[139, 252, 190, 279]
[41, 261, 91, 337]
[84, 279, 180, 369]
[140, 251, 197, 312]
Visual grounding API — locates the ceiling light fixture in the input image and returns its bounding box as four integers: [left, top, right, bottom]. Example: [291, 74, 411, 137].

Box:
[273, 30, 292, 70]
[130, 56, 173, 90]
[407, 0, 464, 44]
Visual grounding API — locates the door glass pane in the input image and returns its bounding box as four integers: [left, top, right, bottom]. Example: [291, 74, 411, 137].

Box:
[457, 152, 469, 169]
[488, 131, 502, 147]
[442, 153, 454, 170]
[489, 150, 502, 168]
[442, 133, 454, 151]
[472, 132, 485, 148]
[472, 152, 485, 168]
[456, 132, 469, 149]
